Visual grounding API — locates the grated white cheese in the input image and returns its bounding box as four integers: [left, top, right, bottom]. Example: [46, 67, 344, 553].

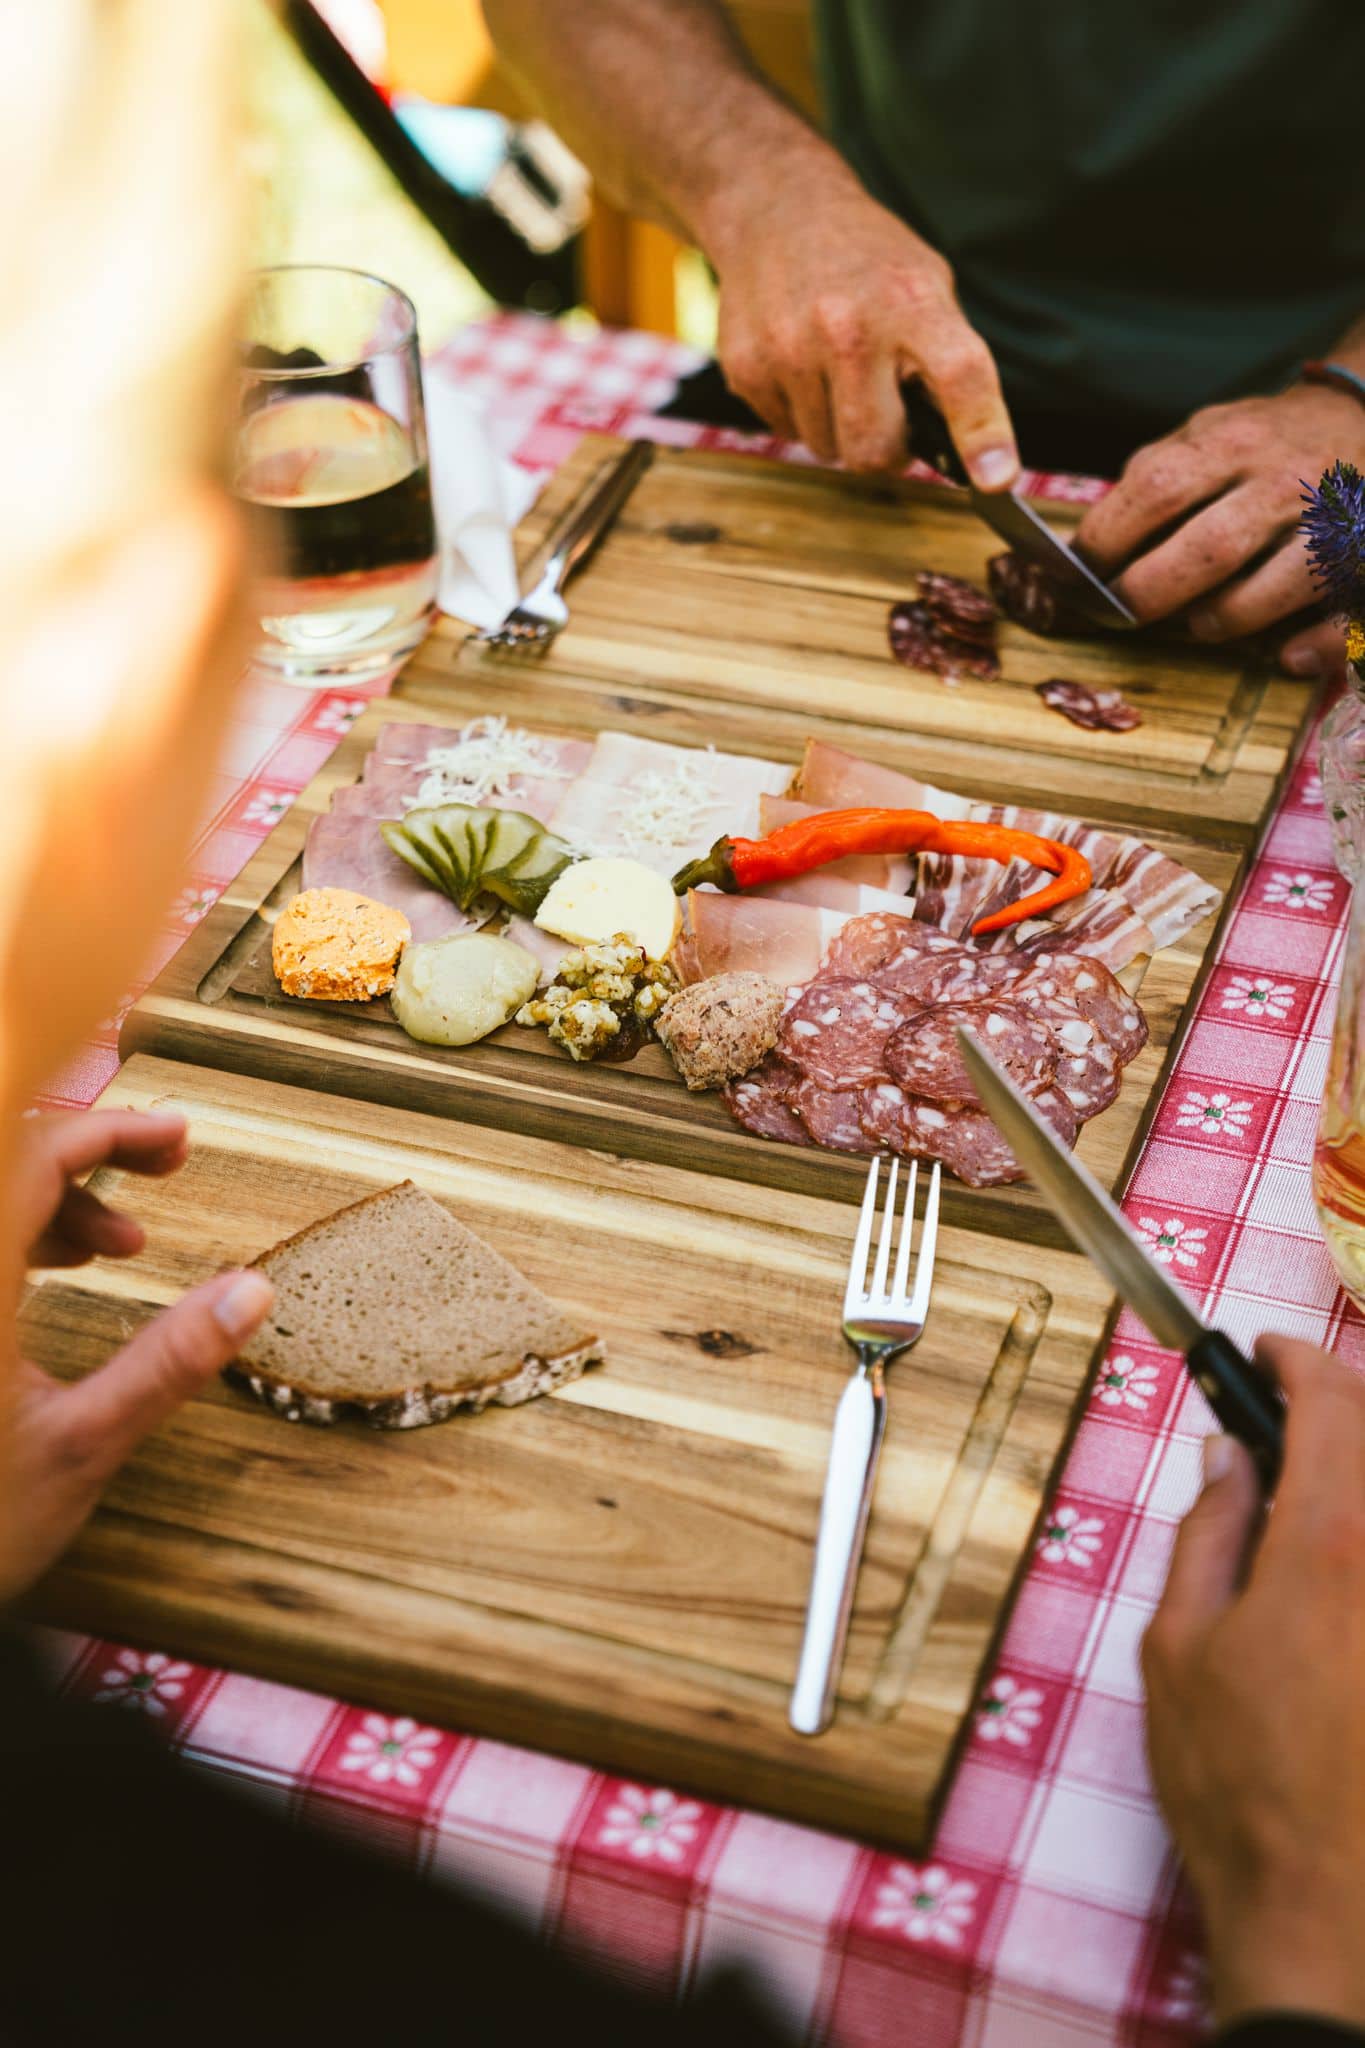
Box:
[402, 716, 573, 812]
[578, 758, 722, 862]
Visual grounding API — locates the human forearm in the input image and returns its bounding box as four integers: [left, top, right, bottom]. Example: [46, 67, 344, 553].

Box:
[483, 0, 840, 253]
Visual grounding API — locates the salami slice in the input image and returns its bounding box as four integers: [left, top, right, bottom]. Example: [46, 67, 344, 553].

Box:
[1037, 678, 1142, 731]
[819, 910, 920, 980]
[1052, 1029, 1122, 1119]
[1014, 953, 1148, 1064]
[886, 1001, 1058, 1107]
[779, 977, 918, 1089]
[791, 1079, 879, 1154]
[1032, 1085, 1080, 1150]
[724, 1055, 811, 1147]
[900, 1100, 1025, 1186]
[871, 924, 972, 997]
[987, 551, 1088, 637]
[858, 1079, 925, 1155]
[916, 571, 998, 644]
[912, 948, 1023, 1006]
[889, 600, 1001, 682]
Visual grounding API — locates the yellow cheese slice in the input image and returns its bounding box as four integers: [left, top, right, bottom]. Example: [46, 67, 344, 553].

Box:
[534, 857, 681, 961]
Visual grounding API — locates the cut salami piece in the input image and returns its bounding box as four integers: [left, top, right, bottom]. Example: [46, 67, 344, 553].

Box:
[724, 1056, 811, 1147]
[905, 947, 1022, 1007]
[818, 909, 922, 979]
[1037, 678, 1143, 731]
[1032, 1085, 1080, 1151]
[886, 1000, 1058, 1107]
[1014, 952, 1148, 1064]
[866, 925, 969, 998]
[791, 1079, 878, 1154]
[779, 978, 918, 1089]
[916, 570, 998, 643]
[987, 551, 1089, 636]
[889, 599, 1000, 682]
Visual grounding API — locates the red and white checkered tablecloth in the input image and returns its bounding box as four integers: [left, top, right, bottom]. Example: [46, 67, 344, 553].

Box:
[34, 312, 1353, 2048]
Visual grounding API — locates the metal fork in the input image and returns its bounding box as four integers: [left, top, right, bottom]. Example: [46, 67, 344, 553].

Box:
[789, 1157, 942, 1737]
[471, 439, 653, 652]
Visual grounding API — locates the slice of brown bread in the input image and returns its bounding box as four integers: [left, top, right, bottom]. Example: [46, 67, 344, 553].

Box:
[225, 1179, 603, 1429]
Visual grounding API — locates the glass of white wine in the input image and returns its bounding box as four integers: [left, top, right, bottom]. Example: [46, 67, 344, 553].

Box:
[236, 266, 439, 685]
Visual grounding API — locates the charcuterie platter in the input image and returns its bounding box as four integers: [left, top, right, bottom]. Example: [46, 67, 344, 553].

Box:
[123, 692, 1237, 1238]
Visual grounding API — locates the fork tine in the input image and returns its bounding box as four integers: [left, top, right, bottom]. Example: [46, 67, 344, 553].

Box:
[906, 1161, 942, 1321]
[844, 1157, 881, 1315]
[870, 1156, 898, 1301]
[891, 1159, 917, 1303]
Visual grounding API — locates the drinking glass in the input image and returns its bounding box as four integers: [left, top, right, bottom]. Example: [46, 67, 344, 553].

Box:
[235, 266, 439, 685]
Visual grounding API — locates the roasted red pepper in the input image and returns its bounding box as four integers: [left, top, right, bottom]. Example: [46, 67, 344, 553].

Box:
[671, 807, 1091, 935]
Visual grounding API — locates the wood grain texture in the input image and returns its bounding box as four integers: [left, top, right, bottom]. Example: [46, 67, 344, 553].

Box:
[122, 694, 1238, 1243]
[402, 435, 1313, 844]
[21, 1056, 1114, 1848]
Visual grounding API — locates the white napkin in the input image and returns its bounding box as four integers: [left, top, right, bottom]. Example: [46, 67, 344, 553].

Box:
[424, 373, 543, 630]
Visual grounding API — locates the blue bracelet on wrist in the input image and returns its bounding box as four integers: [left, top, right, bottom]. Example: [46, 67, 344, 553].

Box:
[1293, 359, 1365, 407]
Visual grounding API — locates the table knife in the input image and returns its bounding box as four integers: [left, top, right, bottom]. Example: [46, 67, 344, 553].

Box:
[900, 382, 1137, 632]
[955, 1030, 1285, 1488]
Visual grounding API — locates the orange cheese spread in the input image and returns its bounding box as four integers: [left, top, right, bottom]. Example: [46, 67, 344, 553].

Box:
[272, 888, 411, 1002]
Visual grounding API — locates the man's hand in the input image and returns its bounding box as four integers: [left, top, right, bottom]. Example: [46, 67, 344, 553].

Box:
[1143, 1337, 1365, 2030]
[2, 1108, 274, 1602]
[15, 1108, 189, 1269]
[707, 150, 1018, 488]
[1077, 384, 1365, 677]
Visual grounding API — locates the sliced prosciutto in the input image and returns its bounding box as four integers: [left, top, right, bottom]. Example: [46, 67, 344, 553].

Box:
[301, 815, 479, 942]
[796, 740, 972, 820]
[549, 731, 790, 875]
[681, 892, 857, 987]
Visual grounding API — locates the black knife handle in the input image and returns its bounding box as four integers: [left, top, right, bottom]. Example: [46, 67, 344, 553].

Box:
[1186, 1330, 1286, 1492]
[900, 381, 969, 486]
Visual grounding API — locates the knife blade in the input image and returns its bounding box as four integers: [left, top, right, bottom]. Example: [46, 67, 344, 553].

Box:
[955, 1029, 1285, 1487]
[900, 382, 1137, 631]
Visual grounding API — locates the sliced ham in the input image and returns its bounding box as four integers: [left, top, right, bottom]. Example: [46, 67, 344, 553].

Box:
[301, 815, 479, 942]
[796, 740, 972, 820]
[368, 720, 592, 825]
[682, 891, 854, 986]
[549, 731, 790, 874]
[327, 782, 410, 820]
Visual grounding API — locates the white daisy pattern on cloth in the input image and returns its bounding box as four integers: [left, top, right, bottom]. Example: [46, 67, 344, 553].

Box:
[338, 1714, 443, 1788]
[1037, 1504, 1105, 1568]
[1136, 1216, 1208, 1270]
[598, 1785, 702, 1862]
[871, 1863, 978, 1947]
[243, 789, 292, 827]
[1159, 1948, 1210, 2025]
[172, 884, 220, 926]
[1174, 1090, 1254, 1141]
[97, 997, 133, 1037]
[93, 1648, 193, 1715]
[975, 1674, 1045, 1748]
[1093, 1353, 1161, 1412]
[314, 696, 364, 736]
[1301, 771, 1323, 809]
[1262, 869, 1335, 913]
[1219, 974, 1295, 1022]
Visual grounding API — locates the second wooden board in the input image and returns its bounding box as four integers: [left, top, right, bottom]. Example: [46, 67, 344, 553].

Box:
[121, 697, 1240, 1243]
[22, 1055, 1115, 1850]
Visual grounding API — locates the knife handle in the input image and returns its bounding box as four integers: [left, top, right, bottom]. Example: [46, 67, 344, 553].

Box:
[1187, 1330, 1286, 1492]
[900, 381, 969, 486]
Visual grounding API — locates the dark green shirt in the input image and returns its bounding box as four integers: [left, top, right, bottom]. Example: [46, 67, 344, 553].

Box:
[815, 1, 1365, 467]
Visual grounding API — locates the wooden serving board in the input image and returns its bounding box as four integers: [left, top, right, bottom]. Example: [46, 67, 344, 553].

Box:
[122, 696, 1240, 1243]
[22, 1056, 1114, 1849]
[401, 435, 1314, 846]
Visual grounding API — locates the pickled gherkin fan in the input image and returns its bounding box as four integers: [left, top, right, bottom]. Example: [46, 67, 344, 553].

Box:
[382, 804, 577, 917]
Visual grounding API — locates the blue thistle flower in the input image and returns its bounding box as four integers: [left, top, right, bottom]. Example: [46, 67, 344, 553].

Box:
[1302, 460, 1365, 621]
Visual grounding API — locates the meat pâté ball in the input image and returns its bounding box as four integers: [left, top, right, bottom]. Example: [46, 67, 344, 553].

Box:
[654, 971, 785, 1091]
